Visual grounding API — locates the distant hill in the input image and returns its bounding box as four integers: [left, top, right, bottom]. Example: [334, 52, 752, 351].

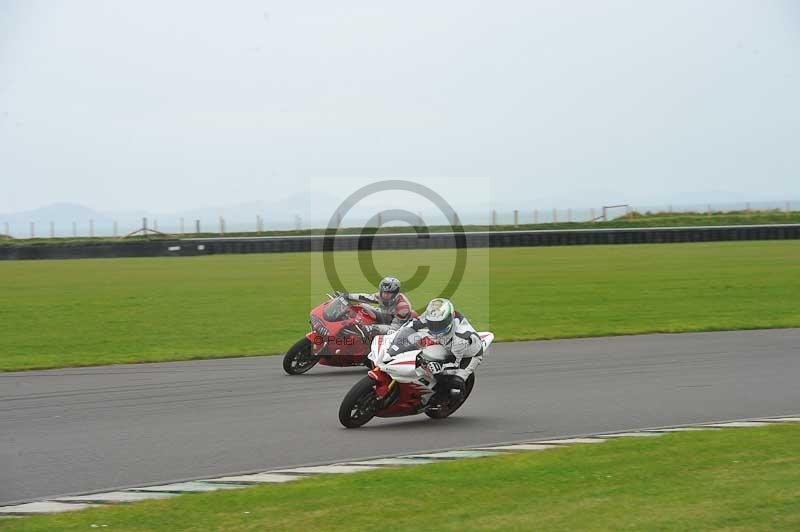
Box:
[0, 202, 113, 225]
[0, 194, 346, 236]
[3, 191, 793, 238]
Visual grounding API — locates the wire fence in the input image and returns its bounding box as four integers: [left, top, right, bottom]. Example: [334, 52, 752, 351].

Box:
[489, 200, 798, 226]
[1, 200, 798, 239]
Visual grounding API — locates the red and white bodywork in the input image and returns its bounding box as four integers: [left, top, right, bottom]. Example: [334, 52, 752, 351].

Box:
[338, 328, 494, 427]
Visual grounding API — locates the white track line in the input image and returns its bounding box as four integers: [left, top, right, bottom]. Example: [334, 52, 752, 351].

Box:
[2, 415, 798, 516]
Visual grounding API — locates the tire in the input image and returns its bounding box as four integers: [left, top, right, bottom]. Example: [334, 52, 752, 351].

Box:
[282, 337, 319, 375]
[425, 374, 475, 419]
[339, 376, 379, 428]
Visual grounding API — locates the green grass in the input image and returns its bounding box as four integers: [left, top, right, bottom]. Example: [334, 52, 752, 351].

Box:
[600, 210, 800, 228]
[4, 209, 800, 246]
[4, 424, 800, 531]
[1, 241, 799, 371]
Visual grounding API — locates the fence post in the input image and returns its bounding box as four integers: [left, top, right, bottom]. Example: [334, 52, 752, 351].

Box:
[513, 209, 519, 227]
[219, 217, 225, 235]
[491, 209, 497, 226]
[195, 219, 201, 234]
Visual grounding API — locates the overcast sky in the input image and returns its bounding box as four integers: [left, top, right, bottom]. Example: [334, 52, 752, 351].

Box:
[1, 0, 799, 214]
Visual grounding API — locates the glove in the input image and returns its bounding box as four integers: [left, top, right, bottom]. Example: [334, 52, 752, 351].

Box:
[352, 323, 373, 340]
[426, 361, 444, 375]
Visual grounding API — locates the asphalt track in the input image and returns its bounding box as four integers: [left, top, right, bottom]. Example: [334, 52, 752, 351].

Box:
[2, 328, 799, 506]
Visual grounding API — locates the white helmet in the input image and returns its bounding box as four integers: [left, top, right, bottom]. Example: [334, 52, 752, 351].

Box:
[424, 298, 455, 340]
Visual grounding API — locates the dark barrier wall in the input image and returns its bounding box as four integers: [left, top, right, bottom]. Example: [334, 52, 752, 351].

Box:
[2, 224, 799, 261]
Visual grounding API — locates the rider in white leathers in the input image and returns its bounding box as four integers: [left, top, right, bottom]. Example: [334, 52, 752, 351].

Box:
[405, 298, 483, 406]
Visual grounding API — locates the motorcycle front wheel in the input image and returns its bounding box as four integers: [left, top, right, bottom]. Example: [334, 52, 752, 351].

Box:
[282, 337, 319, 375]
[339, 376, 379, 428]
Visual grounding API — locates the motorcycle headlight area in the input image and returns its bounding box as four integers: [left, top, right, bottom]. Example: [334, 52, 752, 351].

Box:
[310, 316, 329, 337]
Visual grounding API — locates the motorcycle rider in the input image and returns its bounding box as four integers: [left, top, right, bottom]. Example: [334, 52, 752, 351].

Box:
[407, 298, 483, 408]
[340, 276, 413, 334]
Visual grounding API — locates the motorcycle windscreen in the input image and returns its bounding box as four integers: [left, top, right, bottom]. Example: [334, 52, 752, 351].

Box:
[385, 327, 423, 357]
[322, 297, 350, 322]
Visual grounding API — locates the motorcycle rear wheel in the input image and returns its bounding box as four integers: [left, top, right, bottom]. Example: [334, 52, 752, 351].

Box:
[425, 374, 475, 419]
[282, 337, 319, 375]
[339, 376, 379, 428]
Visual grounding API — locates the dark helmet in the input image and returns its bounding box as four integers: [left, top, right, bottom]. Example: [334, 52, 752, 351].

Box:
[378, 276, 401, 306]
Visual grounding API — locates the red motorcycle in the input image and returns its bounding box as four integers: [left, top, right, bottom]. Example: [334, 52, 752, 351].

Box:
[283, 294, 381, 375]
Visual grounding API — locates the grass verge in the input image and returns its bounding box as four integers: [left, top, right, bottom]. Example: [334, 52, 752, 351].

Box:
[1, 241, 798, 371]
[3, 424, 799, 531]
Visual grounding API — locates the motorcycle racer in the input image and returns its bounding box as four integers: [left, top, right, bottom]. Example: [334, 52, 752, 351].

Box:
[338, 312, 495, 427]
[340, 276, 413, 334]
[406, 298, 483, 407]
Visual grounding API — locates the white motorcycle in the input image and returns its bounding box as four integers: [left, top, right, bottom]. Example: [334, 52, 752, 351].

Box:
[338, 326, 494, 428]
